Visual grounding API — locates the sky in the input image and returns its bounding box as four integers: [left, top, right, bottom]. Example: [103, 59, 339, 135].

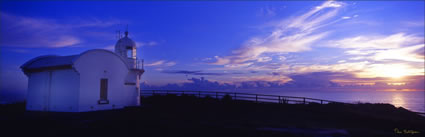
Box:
[0, 0, 424, 102]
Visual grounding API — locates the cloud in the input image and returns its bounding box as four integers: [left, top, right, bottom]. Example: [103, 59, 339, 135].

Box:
[315, 1, 342, 9]
[224, 62, 254, 69]
[402, 20, 425, 27]
[142, 77, 237, 90]
[104, 40, 159, 50]
[145, 60, 165, 66]
[162, 70, 202, 74]
[278, 56, 286, 61]
[136, 41, 158, 47]
[70, 18, 120, 28]
[145, 60, 176, 67]
[357, 63, 424, 78]
[257, 6, 276, 17]
[210, 1, 345, 65]
[164, 61, 176, 67]
[289, 61, 424, 79]
[341, 16, 351, 19]
[341, 14, 358, 20]
[328, 33, 424, 63]
[285, 71, 349, 88]
[230, 75, 291, 84]
[329, 33, 423, 50]
[211, 51, 422, 80]
[290, 61, 371, 74]
[404, 75, 425, 89]
[103, 45, 115, 50]
[202, 57, 213, 61]
[283, 71, 423, 88]
[162, 70, 243, 76]
[0, 12, 120, 48]
[257, 56, 272, 62]
[250, 70, 259, 73]
[142, 73, 425, 91]
[142, 77, 287, 90]
[371, 44, 424, 62]
[338, 60, 346, 63]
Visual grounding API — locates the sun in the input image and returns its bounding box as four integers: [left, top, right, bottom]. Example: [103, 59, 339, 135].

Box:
[361, 64, 413, 79]
[384, 69, 406, 78]
[379, 64, 409, 79]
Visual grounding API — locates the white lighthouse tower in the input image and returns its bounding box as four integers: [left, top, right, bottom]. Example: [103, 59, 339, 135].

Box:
[114, 29, 145, 106]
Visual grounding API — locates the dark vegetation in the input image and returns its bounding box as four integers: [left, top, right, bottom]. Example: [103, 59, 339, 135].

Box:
[1, 94, 424, 137]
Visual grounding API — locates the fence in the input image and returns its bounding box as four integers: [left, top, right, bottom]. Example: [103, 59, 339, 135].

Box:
[140, 90, 342, 105]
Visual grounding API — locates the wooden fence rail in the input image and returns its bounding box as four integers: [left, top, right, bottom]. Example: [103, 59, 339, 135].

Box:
[140, 90, 341, 105]
[140, 90, 425, 115]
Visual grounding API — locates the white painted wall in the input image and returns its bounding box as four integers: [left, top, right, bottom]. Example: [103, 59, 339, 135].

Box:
[26, 70, 79, 112]
[48, 69, 79, 112]
[26, 71, 49, 111]
[74, 50, 138, 112]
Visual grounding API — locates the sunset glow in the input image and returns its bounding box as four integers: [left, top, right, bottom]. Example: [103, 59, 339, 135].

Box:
[375, 64, 410, 79]
[1, 1, 424, 104]
[391, 93, 406, 108]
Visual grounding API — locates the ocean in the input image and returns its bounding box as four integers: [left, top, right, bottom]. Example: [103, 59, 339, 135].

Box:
[233, 89, 425, 113]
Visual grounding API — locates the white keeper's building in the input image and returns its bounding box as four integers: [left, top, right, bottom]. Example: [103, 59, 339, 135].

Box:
[21, 31, 144, 112]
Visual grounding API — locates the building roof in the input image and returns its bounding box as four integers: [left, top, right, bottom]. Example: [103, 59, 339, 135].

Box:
[22, 55, 79, 69]
[114, 31, 137, 58]
[115, 36, 136, 49]
[21, 49, 130, 74]
[21, 55, 79, 74]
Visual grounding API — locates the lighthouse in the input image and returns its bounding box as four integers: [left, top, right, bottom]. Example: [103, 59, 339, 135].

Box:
[21, 29, 144, 112]
[114, 29, 145, 106]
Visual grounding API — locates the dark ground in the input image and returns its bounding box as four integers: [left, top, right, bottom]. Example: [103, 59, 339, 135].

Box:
[1, 94, 424, 137]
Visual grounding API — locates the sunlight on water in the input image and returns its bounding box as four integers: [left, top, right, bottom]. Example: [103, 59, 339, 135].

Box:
[391, 93, 405, 108]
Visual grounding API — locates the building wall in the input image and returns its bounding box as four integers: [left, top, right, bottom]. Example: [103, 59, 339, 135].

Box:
[26, 71, 49, 111]
[126, 70, 140, 106]
[26, 69, 79, 112]
[48, 69, 80, 112]
[74, 50, 138, 112]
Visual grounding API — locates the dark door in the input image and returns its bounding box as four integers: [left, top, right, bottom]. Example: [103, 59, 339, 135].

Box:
[99, 78, 109, 104]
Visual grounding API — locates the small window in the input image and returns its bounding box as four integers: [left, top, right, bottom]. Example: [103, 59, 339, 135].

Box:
[132, 49, 137, 58]
[98, 78, 109, 104]
[127, 49, 132, 58]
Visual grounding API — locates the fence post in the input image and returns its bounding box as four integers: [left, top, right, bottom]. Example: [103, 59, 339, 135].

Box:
[234, 93, 237, 100]
[198, 91, 201, 98]
[153, 90, 156, 96]
[256, 95, 258, 103]
[303, 98, 306, 104]
[182, 91, 185, 95]
[321, 100, 323, 104]
[166, 90, 169, 95]
[278, 96, 281, 104]
[216, 92, 218, 99]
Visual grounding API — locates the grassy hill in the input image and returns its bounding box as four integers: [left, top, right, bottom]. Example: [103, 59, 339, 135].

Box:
[1, 94, 424, 137]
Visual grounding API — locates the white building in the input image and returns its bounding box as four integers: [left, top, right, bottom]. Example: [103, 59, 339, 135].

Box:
[21, 31, 144, 112]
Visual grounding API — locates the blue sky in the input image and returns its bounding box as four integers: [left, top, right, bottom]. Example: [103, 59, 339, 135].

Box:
[1, 1, 424, 99]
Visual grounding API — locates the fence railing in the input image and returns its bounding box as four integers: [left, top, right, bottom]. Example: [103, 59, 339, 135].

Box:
[140, 90, 425, 115]
[140, 90, 342, 105]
